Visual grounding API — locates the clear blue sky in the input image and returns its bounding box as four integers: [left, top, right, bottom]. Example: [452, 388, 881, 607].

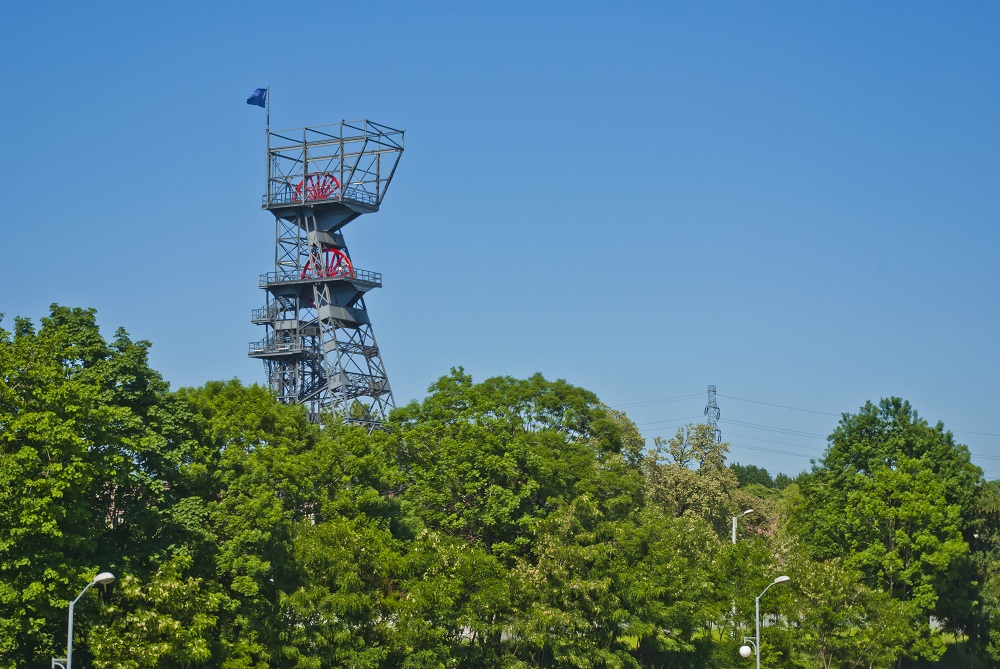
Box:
[2, 1, 998, 479]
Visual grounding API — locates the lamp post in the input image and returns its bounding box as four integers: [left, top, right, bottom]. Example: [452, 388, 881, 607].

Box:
[732, 508, 754, 544]
[52, 571, 115, 669]
[740, 575, 790, 669]
[729, 509, 755, 632]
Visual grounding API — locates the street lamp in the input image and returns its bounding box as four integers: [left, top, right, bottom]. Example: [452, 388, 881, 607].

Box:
[732, 508, 754, 544]
[740, 575, 790, 669]
[52, 571, 115, 669]
[729, 509, 756, 630]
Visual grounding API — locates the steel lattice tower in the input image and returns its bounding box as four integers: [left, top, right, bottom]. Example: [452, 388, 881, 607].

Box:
[249, 120, 404, 428]
[705, 384, 722, 443]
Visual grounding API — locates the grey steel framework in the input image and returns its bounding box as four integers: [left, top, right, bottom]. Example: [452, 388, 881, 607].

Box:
[705, 384, 722, 442]
[249, 120, 404, 428]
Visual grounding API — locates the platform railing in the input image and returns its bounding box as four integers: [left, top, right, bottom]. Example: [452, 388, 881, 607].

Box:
[248, 338, 307, 355]
[251, 305, 281, 322]
[344, 187, 377, 206]
[262, 185, 378, 208]
[258, 267, 382, 288]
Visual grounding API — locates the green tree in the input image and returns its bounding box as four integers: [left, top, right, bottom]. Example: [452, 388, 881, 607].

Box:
[773, 473, 793, 490]
[730, 462, 774, 488]
[842, 457, 966, 616]
[394, 529, 516, 669]
[792, 398, 984, 663]
[389, 369, 643, 563]
[645, 424, 740, 536]
[174, 380, 319, 667]
[510, 495, 632, 668]
[789, 554, 917, 669]
[618, 510, 719, 667]
[0, 305, 200, 667]
[273, 422, 407, 669]
[968, 480, 1000, 663]
[172, 382, 414, 668]
[387, 369, 651, 667]
[89, 552, 226, 669]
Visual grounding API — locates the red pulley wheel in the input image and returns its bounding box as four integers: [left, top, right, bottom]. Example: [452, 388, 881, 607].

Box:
[295, 173, 341, 201]
[302, 248, 354, 279]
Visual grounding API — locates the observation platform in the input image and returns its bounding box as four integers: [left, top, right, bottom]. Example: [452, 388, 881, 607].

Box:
[262, 120, 404, 212]
[248, 338, 306, 358]
[262, 186, 378, 211]
[258, 267, 382, 291]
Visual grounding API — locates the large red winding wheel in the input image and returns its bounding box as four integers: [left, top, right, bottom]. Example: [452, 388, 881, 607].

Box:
[295, 173, 341, 201]
[302, 248, 354, 280]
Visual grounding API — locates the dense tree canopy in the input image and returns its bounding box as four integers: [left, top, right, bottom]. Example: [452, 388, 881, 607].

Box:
[0, 306, 202, 667]
[791, 398, 987, 663]
[1, 305, 996, 669]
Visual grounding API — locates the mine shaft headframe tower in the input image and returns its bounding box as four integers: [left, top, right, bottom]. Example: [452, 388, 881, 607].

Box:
[249, 120, 404, 428]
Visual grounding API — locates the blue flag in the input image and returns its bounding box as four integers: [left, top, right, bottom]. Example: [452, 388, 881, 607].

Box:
[246, 88, 267, 108]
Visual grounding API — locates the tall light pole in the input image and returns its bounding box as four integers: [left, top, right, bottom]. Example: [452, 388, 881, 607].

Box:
[732, 508, 754, 544]
[52, 571, 115, 669]
[740, 575, 790, 669]
[729, 509, 755, 632]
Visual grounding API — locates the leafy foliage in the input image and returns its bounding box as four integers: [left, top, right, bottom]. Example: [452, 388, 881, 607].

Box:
[0, 305, 197, 667]
[792, 398, 987, 663]
[730, 462, 775, 488]
[645, 424, 740, 535]
[89, 552, 225, 669]
[2, 308, 996, 668]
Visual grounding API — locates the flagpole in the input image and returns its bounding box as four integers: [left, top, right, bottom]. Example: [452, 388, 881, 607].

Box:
[265, 87, 270, 207]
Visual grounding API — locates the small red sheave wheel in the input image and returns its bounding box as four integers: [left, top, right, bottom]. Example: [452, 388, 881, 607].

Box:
[295, 173, 341, 201]
[302, 248, 354, 280]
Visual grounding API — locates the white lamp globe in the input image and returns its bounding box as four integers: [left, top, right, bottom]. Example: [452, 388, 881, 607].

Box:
[739, 645, 752, 658]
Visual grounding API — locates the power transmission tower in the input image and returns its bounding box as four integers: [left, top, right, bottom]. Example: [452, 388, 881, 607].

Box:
[705, 384, 722, 442]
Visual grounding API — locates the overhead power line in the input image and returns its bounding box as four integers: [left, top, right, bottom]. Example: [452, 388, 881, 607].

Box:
[724, 432, 825, 452]
[720, 418, 828, 440]
[613, 393, 702, 410]
[718, 394, 839, 417]
[617, 391, 1000, 471]
[635, 415, 704, 428]
[727, 442, 814, 459]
